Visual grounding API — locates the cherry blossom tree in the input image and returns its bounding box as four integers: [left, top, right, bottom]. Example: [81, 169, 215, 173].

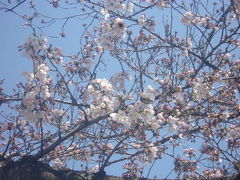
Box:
[0, 0, 240, 179]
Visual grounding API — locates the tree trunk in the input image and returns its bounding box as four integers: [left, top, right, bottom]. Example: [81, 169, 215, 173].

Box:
[0, 159, 239, 180]
[0, 159, 144, 180]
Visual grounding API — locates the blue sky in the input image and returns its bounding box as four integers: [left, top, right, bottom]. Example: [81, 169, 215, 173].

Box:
[1, 8, 31, 90]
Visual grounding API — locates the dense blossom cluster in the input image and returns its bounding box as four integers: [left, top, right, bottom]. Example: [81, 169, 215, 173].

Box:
[110, 110, 130, 127]
[101, 0, 134, 19]
[192, 81, 210, 101]
[145, 143, 158, 163]
[97, 0, 135, 50]
[126, 101, 145, 124]
[140, 85, 156, 103]
[174, 157, 198, 173]
[35, 63, 51, 98]
[19, 36, 65, 123]
[21, 63, 51, 122]
[226, 124, 240, 148]
[98, 18, 126, 50]
[110, 85, 161, 133]
[202, 169, 223, 179]
[103, 0, 125, 12]
[84, 79, 120, 118]
[21, 35, 48, 59]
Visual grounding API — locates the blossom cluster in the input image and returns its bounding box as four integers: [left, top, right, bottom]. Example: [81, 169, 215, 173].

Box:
[233, 0, 240, 16]
[122, 161, 142, 177]
[47, 47, 63, 64]
[202, 169, 223, 179]
[98, 18, 126, 50]
[103, 0, 125, 13]
[21, 63, 51, 122]
[49, 143, 91, 163]
[183, 148, 196, 158]
[109, 85, 178, 141]
[140, 85, 156, 103]
[142, 104, 160, 131]
[101, 0, 134, 19]
[110, 72, 131, 91]
[192, 81, 210, 101]
[21, 35, 48, 60]
[139, 15, 147, 26]
[232, 59, 240, 71]
[226, 124, 240, 148]
[36, 63, 51, 98]
[65, 58, 93, 74]
[138, 15, 156, 31]
[110, 110, 130, 127]
[181, 11, 218, 29]
[181, 37, 193, 56]
[87, 165, 99, 173]
[207, 149, 221, 162]
[52, 158, 64, 168]
[174, 157, 198, 173]
[145, 0, 166, 9]
[145, 143, 158, 163]
[110, 86, 158, 129]
[20, 36, 50, 122]
[109, 85, 180, 135]
[84, 79, 120, 118]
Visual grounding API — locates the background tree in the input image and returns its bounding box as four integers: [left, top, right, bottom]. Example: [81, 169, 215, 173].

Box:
[0, 0, 240, 179]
